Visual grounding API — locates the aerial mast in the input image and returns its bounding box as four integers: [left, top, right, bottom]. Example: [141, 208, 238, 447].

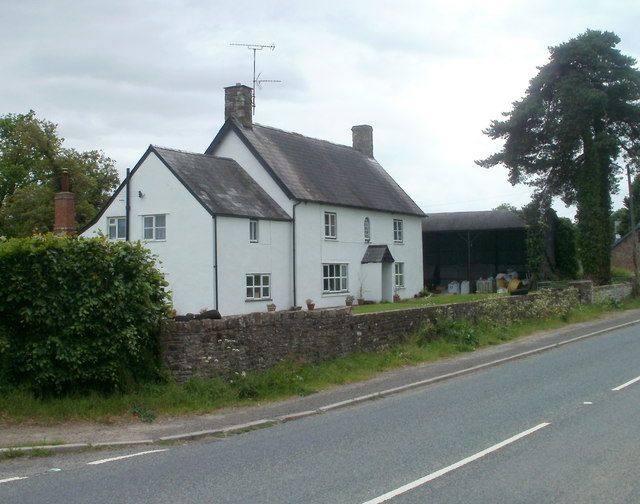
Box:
[230, 43, 280, 115]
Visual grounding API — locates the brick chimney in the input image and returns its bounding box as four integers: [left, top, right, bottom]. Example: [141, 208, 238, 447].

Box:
[352, 125, 373, 158]
[53, 169, 75, 235]
[225, 83, 253, 128]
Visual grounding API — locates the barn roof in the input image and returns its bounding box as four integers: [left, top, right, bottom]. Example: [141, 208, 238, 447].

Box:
[422, 210, 526, 232]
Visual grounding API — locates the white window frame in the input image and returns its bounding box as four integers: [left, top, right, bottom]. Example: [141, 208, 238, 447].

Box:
[249, 219, 259, 243]
[322, 263, 348, 293]
[364, 217, 371, 243]
[107, 216, 126, 241]
[324, 212, 337, 240]
[246, 274, 271, 300]
[394, 262, 405, 288]
[143, 214, 166, 241]
[393, 218, 403, 243]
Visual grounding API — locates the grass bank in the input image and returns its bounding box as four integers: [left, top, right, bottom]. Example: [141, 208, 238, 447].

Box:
[1, 297, 638, 425]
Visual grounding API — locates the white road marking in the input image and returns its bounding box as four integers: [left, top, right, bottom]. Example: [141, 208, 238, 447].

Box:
[361, 423, 551, 504]
[87, 449, 168, 466]
[0, 476, 28, 484]
[612, 376, 640, 392]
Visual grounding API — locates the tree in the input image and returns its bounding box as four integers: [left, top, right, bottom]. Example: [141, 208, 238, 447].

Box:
[611, 175, 640, 238]
[554, 216, 579, 279]
[478, 30, 640, 284]
[611, 172, 640, 238]
[0, 111, 119, 237]
[493, 203, 520, 213]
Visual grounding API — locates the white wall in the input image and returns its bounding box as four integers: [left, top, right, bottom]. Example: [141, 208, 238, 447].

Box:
[82, 153, 216, 315]
[82, 139, 423, 316]
[393, 215, 425, 299]
[211, 133, 293, 215]
[216, 216, 292, 315]
[210, 128, 424, 310]
[294, 203, 424, 309]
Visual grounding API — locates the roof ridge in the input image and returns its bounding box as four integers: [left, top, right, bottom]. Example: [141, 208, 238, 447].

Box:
[152, 145, 237, 164]
[250, 122, 359, 154]
[428, 210, 519, 216]
[152, 144, 204, 156]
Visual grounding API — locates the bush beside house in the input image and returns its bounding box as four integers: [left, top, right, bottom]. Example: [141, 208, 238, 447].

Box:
[0, 235, 170, 396]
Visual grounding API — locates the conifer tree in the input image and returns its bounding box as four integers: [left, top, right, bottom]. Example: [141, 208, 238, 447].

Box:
[478, 30, 640, 283]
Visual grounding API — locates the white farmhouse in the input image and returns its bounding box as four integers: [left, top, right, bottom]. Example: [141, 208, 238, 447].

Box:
[82, 84, 425, 315]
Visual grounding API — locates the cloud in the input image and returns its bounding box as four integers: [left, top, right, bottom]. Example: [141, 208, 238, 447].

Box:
[1, 0, 639, 218]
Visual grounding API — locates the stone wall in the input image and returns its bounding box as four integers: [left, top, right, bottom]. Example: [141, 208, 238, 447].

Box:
[160, 283, 633, 383]
[570, 280, 633, 304]
[569, 280, 594, 304]
[161, 292, 564, 383]
[593, 282, 633, 303]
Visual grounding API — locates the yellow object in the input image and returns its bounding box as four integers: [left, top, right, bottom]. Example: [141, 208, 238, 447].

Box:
[496, 278, 508, 289]
[507, 278, 523, 292]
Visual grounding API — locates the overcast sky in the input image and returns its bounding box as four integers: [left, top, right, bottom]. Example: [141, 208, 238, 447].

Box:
[2, 0, 640, 218]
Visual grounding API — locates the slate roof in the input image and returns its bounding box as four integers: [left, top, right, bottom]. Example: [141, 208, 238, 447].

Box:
[152, 146, 291, 220]
[422, 210, 526, 232]
[361, 245, 395, 264]
[612, 224, 640, 249]
[206, 120, 424, 217]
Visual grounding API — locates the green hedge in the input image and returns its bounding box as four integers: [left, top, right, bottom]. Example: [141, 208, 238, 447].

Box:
[0, 234, 171, 396]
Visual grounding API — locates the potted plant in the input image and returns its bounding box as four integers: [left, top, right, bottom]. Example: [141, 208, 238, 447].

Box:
[345, 295, 354, 306]
[267, 303, 276, 312]
[305, 298, 315, 310]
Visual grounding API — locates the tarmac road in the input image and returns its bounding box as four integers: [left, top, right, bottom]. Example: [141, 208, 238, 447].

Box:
[2, 309, 640, 503]
[1, 308, 639, 453]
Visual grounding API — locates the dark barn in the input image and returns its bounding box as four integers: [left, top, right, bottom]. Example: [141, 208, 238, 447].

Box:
[422, 210, 528, 292]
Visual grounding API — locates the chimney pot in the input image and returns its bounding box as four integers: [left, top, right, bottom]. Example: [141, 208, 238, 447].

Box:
[225, 84, 253, 128]
[352, 125, 373, 158]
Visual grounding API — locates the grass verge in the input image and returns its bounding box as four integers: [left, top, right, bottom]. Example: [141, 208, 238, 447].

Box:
[1, 298, 638, 425]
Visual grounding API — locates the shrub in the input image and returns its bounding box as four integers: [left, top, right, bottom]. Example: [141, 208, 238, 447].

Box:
[611, 267, 633, 281]
[418, 289, 581, 348]
[0, 234, 171, 396]
[413, 317, 479, 350]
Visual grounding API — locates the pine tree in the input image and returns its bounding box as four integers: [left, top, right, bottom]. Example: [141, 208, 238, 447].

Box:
[478, 30, 640, 284]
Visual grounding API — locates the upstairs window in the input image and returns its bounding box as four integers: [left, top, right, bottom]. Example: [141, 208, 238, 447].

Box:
[143, 214, 166, 241]
[393, 219, 403, 243]
[364, 217, 371, 242]
[246, 274, 270, 300]
[324, 212, 337, 239]
[249, 219, 259, 243]
[108, 216, 126, 241]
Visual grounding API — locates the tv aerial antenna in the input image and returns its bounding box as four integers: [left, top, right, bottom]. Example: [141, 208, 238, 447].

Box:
[230, 43, 281, 115]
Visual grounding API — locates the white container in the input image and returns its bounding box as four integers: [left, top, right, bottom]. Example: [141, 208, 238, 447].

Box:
[448, 281, 460, 295]
[460, 280, 470, 295]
